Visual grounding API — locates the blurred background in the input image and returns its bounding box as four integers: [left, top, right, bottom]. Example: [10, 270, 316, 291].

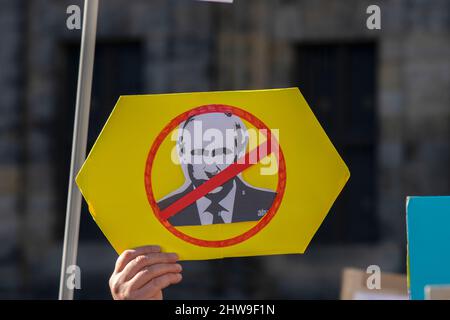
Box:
[0, 0, 449, 299]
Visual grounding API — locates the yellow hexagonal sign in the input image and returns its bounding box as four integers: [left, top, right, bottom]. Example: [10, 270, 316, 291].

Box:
[76, 88, 350, 260]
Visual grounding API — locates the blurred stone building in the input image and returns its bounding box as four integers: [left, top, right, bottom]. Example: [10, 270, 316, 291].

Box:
[0, 0, 448, 298]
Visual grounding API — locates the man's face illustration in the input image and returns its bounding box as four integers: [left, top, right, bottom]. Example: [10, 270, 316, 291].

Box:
[178, 113, 247, 199]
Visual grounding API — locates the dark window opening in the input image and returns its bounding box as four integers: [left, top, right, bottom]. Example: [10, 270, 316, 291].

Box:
[293, 42, 379, 244]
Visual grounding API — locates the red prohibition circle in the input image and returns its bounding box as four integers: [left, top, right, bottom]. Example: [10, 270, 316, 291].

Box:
[144, 104, 287, 247]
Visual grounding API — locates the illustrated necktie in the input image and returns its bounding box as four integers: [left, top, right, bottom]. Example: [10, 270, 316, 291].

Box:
[206, 201, 227, 224]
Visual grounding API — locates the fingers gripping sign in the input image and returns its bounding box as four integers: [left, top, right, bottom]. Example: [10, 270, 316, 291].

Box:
[109, 245, 183, 300]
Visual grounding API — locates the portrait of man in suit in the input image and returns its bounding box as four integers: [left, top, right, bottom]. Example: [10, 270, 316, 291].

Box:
[157, 112, 276, 227]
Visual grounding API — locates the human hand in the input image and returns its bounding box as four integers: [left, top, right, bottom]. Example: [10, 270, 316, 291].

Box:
[109, 245, 182, 300]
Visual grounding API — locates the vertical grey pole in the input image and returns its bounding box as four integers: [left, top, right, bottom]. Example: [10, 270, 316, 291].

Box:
[59, 0, 99, 300]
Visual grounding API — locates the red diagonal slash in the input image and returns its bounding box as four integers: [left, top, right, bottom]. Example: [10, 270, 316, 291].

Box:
[159, 136, 273, 220]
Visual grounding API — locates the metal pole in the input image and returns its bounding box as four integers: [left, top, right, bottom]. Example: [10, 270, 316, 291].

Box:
[59, 0, 99, 300]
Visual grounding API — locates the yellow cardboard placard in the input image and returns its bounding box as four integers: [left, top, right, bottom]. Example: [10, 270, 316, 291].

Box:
[76, 88, 349, 260]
